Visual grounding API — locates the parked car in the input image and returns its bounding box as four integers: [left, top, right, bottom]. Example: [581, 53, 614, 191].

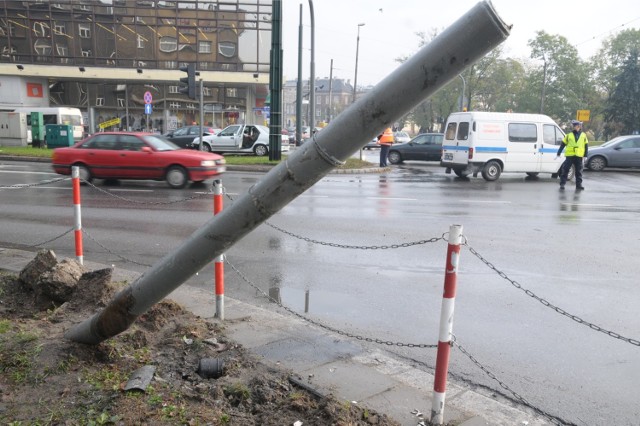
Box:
[387, 133, 444, 164]
[363, 137, 381, 150]
[393, 131, 411, 144]
[585, 135, 640, 171]
[51, 132, 226, 189]
[191, 124, 290, 156]
[162, 125, 220, 149]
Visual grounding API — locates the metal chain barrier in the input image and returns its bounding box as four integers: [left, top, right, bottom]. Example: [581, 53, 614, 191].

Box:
[82, 179, 214, 205]
[0, 176, 70, 189]
[26, 227, 75, 248]
[224, 192, 446, 250]
[452, 336, 568, 426]
[465, 243, 640, 348]
[81, 229, 152, 267]
[226, 258, 437, 349]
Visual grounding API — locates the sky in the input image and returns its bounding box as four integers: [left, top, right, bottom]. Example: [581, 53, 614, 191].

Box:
[281, 0, 640, 87]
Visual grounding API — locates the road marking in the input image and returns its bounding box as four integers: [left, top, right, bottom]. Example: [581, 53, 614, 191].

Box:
[460, 200, 512, 204]
[367, 197, 418, 201]
[107, 188, 154, 193]
[0, 170, 58, 175]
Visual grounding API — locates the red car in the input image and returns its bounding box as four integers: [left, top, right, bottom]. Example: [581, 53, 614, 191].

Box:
[52, 132, 226, 189]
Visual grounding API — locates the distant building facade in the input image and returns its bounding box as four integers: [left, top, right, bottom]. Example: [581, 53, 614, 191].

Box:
[0, 0, 272, 133]
[283, 77, 354, 129]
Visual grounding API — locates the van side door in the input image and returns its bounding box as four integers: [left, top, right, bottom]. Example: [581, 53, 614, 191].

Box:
[503, 122, 539, 172]
[540, 124, 565, 172]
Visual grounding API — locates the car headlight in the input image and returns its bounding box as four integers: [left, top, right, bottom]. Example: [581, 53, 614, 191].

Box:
[201, 160, 216, 167]
[216, 158, 226, 165]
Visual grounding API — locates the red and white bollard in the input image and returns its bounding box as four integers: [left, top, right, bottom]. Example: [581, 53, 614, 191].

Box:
[431, 224, 463, 424]
[72, 166, 84, 265]
[213, 180, 224, 320]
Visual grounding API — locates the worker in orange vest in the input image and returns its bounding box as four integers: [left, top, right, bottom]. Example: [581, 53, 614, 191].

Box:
[378, 127, 394, 167]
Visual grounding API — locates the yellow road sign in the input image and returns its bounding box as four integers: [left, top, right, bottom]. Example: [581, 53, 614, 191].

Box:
[577, 110, 590, 122]
[98, 117, 121, 129]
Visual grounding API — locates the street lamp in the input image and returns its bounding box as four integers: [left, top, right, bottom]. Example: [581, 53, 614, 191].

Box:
[458, 74, 466, 111]
[352, 23, 365, 104]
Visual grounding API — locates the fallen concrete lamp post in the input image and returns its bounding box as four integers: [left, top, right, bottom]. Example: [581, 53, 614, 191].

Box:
[65, 1, 510, 345]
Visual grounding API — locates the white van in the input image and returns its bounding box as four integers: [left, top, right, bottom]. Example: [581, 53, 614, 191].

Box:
[440, 111, 572, 181]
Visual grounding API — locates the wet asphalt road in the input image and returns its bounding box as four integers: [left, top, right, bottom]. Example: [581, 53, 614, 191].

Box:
[1, 156, 639, 425]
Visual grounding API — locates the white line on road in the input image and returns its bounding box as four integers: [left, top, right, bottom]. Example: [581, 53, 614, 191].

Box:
[459, 200, 512, 204]
[367, 197, 418, 201]
[0, 170, 58, 175]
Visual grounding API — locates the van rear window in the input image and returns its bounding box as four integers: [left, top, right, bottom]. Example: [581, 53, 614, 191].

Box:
[508, 123, 537, 143]
[456, 122, 469, 140]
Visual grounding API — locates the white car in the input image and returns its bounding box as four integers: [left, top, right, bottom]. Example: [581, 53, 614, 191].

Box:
[192, 124, 290, 156]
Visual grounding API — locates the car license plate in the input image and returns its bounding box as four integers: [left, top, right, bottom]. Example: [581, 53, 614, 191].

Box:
[443, 153, 453, 161]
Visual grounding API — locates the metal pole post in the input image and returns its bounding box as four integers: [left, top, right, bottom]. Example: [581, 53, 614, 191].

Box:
[213, 180, 224, 320]
[199, 79, 204, 146]
[65, 2, 509, 345]
[308, 0, 315, 130]
[295, 4, 303, 147]
[72, 166, 83, 265]
[431, 224, 463, 425]
[328, 59, 333, 123]
[125, 84, 129, 131]
[354, 23, 365, 161]
[458, 74, 466, 111]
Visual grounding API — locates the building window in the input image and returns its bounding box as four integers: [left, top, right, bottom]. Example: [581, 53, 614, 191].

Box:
[56, 45, 68, 63]
[54, 23, 65, 36]
[34, 39, 52, 56]
[159, 36, 177, 52]
[79, 24, 91, 38]
[117, 98, 125, 107]
[1, 45, 17, 60]
[96, 98, 104, 106]
[33, 22, 49, 37]
[203, 87, 211, 96]
[218, 41, 236, 58]
[164, 60, 177, 69]
[168, 85, 179, 94]
[137, 34, 145, 49]
[198, 41, 212, 54]
[82, 49, 92, 57]
[170, 102, 181, 109]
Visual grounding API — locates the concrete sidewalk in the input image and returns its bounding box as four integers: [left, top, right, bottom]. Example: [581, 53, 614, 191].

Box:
[0, 246, 551, 425]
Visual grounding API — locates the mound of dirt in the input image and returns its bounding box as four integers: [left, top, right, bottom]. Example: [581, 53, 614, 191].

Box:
[0, 263, 400, 425]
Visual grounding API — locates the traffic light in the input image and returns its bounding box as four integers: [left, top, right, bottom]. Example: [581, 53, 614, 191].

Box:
[179, 63, 197, 100]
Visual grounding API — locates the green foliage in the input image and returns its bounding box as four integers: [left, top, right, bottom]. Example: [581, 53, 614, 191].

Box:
[604, 49, 640, 136]
[224, 382, 251, 405]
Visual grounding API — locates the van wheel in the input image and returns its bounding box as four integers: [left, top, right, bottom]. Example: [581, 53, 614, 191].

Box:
[454, 169, 470, 178]
[253, 144, 268, 156]
[481, 161, 502, 181]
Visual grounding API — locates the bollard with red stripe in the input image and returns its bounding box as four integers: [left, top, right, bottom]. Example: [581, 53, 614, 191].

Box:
[431, 224, 463, 425]
[72, 166, 84, 265]
[213, 180, 224, 320]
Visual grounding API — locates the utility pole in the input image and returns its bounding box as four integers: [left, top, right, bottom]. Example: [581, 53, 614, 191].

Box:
[295, 4, 303, 146]
[268, 0, 283, 160]
[308, 0, 315, 131]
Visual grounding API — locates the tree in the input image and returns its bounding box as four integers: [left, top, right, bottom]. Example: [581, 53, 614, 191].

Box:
[528, 31, 590, 122]
[604, 49, 640, 135]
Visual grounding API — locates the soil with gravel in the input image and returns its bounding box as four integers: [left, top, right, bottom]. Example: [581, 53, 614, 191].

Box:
[0, 270, 400, 425]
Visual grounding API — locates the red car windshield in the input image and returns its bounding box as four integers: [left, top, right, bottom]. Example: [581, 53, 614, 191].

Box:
[143, 135, 181, 151]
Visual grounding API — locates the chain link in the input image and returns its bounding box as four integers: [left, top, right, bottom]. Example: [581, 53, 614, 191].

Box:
[26, 227, 75, 248]
[226, 258, 437, 349]
[0, 176, 70, 189]
[224, 192, 446, 250]
[82, 229, 152, 267]
[82, 179, 214, 205]
[466, 243, 640, 348]
[452, 336, 568, 426]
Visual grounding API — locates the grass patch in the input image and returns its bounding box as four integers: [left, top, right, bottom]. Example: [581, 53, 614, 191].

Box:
[0, 146, 52, 158]
[0, 146, 377, 168]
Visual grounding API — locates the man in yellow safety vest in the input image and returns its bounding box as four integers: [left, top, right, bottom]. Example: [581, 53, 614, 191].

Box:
[556, 120, 588, 191]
